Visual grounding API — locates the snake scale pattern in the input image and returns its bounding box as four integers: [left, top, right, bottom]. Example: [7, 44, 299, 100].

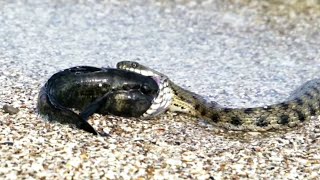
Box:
[117, 61, 320, 131]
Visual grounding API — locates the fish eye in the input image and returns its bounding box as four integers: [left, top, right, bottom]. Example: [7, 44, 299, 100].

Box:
[122, 84, 132, 90]
[122, 84, 140, 90]
[141, 84, 152, 94]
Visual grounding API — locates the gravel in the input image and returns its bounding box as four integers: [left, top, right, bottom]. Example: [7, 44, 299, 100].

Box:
[1, 0, 320, 179]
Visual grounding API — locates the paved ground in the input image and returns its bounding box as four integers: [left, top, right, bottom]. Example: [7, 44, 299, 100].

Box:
[0, 0, 320, 179]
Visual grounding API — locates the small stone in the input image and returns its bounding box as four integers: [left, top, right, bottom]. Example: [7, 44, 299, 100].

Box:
[0, 142, 14, 146]
[246, 132, 261, 136]
[2, 104, 19, 115]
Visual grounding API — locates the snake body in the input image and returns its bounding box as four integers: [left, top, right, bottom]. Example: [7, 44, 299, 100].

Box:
[117, 61, 320, 131]
[37, 66, 169, 135]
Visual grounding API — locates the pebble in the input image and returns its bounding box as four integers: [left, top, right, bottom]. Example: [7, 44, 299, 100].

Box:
[2, 104, 19, 115]
[0, 142, 14, 146]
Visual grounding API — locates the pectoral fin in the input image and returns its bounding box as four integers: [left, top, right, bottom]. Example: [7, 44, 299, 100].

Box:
[79, 92, 113, 120]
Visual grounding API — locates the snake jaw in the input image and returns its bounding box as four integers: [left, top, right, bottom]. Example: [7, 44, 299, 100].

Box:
[117, 61, 174, 118]
[141, 77, 174, 118]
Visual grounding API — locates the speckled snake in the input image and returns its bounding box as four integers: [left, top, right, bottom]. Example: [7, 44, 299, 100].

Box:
[117, 61, 320, 131]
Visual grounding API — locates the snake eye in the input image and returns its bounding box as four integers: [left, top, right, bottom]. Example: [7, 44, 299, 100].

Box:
[131, 62, 138, 68]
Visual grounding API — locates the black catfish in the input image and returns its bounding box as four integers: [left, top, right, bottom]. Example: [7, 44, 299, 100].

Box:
[37, 66, 159, 135]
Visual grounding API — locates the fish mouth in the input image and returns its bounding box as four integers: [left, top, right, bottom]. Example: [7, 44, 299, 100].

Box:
[151, 76, 162, 86]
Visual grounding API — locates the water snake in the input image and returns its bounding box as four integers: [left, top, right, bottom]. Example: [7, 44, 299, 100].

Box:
[37, 66, 172, 135]
[117, 61, 320, 131]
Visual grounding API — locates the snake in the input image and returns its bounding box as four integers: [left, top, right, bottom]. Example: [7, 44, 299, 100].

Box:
[117, 61, 320, 131]
[37, 66, 171, 135]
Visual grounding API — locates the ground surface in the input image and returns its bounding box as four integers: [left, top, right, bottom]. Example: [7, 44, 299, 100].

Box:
[0, 0, 320, 179]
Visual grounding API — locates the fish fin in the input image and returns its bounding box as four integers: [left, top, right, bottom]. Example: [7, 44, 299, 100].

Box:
[79, 92, 112, 120]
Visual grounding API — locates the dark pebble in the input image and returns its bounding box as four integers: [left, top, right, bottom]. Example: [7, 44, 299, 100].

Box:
[1, 142, 14, 146]
[2, 104, 19, 115]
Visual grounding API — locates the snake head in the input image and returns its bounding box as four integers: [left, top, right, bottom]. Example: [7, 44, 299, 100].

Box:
[116, 61, 139, 70]
[117, 61, 167, 78]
